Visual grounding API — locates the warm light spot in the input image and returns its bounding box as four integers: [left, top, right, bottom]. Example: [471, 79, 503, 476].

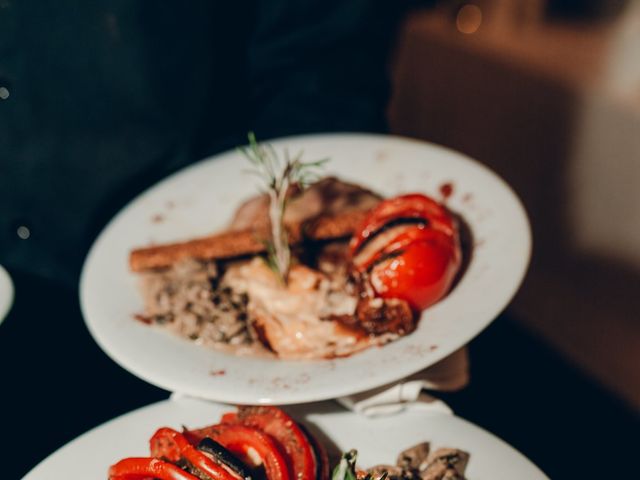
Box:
[456, 4, 482, 34]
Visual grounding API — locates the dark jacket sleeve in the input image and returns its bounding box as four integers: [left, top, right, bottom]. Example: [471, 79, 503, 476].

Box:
[247, 0, 409, 138]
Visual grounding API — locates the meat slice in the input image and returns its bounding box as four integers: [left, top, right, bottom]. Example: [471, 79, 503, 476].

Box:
[221, 258, 378, 359]
[355, 297, 416, 336]
[229, 176, 382, 230]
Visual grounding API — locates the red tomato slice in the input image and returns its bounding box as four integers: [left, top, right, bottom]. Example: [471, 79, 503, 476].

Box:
[350, 193, 456, 255]
[184, 424, 290, 480]
[223, 406, 317, 480]
[149, 427, 183, 461]
[369, 229, 460, 311]
[298, 424, 330, 480]
[108, 457, 199, 480]
[149, 428, 239, 480]
[350, 194, 461, 312]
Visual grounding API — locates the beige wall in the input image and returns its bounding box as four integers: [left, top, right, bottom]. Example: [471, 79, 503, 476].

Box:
[388, 7, 640, 409]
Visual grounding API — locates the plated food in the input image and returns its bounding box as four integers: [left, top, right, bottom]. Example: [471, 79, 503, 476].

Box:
[81, 133, 531, 404]
[130, 137, 462, 360]
[108, 405, 470, 480]
[24, 397, 547, 480]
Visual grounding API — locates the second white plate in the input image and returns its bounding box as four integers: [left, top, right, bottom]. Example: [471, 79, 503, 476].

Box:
[80, 133, 531, 404]
[0, 264, 14, 326]
[24, 398, 548, 480]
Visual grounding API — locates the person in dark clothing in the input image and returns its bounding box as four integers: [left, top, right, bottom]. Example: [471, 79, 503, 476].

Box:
[0, 2, 407, 477]
[0, 0, 403, 285]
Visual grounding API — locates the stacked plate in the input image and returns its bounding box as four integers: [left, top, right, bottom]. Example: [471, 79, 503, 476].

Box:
[0, 265, 13, 326]
[24, 134, 544, 479]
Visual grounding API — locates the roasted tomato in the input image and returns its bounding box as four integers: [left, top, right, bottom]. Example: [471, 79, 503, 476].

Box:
[149, 428, 241, 480]
[298, 424, 330, 480]
[108, 457, 200, 480]
[350, 193, 456, 253]
[222, 406, 320, 480]
[184, 424, 290, 480]
[350, 194, 461, 311]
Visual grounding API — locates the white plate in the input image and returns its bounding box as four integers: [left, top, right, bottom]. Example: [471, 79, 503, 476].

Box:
[0, 264, 14, 325]
[23, 397, 547, 480]
[80, 133, 531, 404]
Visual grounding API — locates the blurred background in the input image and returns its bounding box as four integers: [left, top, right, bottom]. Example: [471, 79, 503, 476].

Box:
[389, 0, 640, 411]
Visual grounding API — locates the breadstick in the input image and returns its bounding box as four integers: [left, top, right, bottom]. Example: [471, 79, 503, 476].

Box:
[129, 210, 369, 272]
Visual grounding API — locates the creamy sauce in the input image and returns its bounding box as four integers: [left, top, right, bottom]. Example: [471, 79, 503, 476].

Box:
[223, 258, 378, 360]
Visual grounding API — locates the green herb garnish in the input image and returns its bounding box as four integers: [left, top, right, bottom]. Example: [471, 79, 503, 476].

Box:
[240, 132, 328, 283]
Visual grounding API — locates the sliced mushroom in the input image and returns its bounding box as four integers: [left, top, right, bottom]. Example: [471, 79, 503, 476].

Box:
[422, 463, 467, 480]
[396, 442, 431, 470]
[421, 448, 469, 476]
[419, 448, 469, 480]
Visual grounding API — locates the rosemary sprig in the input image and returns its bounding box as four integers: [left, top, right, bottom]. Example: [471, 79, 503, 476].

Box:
[240, 132, 328, 283]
